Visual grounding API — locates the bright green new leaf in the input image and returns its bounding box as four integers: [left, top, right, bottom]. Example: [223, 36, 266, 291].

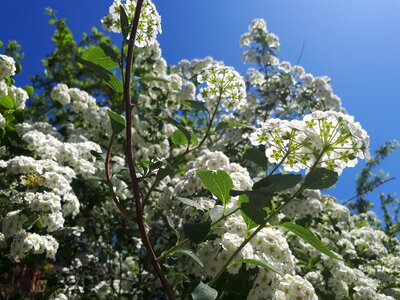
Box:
[79, 59, 123, 93]
[0, 95, 15, 109]
[107, 110, 126, 135]
[171, 129, 188, 145]
[165, 117, 191, 144]
[23, 86, 34, 97]
[82, 46, 119, 69]
[196, 170, 234, 206]
[276, 222, 339, 259]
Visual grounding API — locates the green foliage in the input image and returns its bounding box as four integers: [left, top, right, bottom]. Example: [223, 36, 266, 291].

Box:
[177, 197, 203, 210]
[253, 173, 302, 193]
[196, 170, 234, 208]
[304, 168, 338, 190]
[276, 222, 339, 259]
[238, 192, 272, 225]
[79, 60, 123, 93]
[81, 46, 119, 69]
[183, 222, 211, 243]
[107, 110, 126, 134]
[231, 258, 283, 276]
[0, 95, 15, 109]
[191, 282, 218, 300]
[243, 147, 269, 169]
[29, 8, 121, 122]
[351, 140, 399, 217]
[173, 249, 204, 267]
[171, 129, 189, 145]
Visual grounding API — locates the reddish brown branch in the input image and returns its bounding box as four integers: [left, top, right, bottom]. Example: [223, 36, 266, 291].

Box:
[123, 1, 175, 298]
[105, 134, 136, 223]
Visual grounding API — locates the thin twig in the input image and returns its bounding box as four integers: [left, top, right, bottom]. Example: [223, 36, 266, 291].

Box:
[296, 39, 306, 65]
[342, 177, 396, 204]
[105, 133, 136, 223]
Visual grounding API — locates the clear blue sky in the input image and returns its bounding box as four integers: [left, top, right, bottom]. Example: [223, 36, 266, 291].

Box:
[1, 0, 399, 216]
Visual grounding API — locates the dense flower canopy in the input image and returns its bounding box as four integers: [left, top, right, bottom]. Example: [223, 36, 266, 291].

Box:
[0, 2, 398, 300]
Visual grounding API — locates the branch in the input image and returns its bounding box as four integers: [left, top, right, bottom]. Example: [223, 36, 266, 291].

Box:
[342, 177, 396, 204]
[105, 133, 136, 223]
[123, 1, 175, 298]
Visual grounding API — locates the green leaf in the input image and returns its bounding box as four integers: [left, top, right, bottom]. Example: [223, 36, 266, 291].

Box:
[136, 76, 170, 83]
[276, 222, 339, 259]
[120, 5, 130, 39]
[196, 170, 234, 206]
[165, 117, 191, 144]
[215, 120, 244, 131]
[0, 95, 15, 109]
[23, 86, 34, 97]
[231, 258, 283, 277]
[13, 109, 24, 123]
[253, 174, 302, 192]
[107, 110, 126, 134]
[171, 129, 188, 145]
[244, 148, 268, 169]
[79, 59, 123, 93]
[183, 222, 211, 243]
[156, 165, 173, 180]
[99, 43, 120, 64]
[191, 282, 218, 300]
[239, 195, 258, 231]
[239, 192, 272, 225]
[167, 216, 180, 242]
[90, 150, 103, 160]
[177, 197, 203, 210]
[182, 100, 208, 112]
[174, 249, 204, 267]
[166, 216, 176, 230]
[82, 46, 119, 69]
[304, 168, 338, 190]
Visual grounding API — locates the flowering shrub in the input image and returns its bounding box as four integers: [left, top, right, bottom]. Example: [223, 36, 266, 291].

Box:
[0, 1, 398, 299]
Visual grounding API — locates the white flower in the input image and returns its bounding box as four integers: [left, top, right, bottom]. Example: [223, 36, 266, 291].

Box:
[101, 0, 162, 47]
[51, 83, 71, 105]
[197, 64, 246, 111]
[250, 111, 370, 174]
[0, 55, 16, 80]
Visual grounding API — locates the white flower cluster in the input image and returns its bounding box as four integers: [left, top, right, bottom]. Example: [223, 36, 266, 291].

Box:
[283, 196, 399, 299]
[240, 19, 345, 117]
[101, 0, 161, 47]
[51, 84, 112, 140]
[250, 111, 370, 174]
[240, 19, 280, 66]
[175, 150, 317, 298]
[0, 54, 16, 80]
[0, 55, 29, 109]
[197, 64, 247, 111]
[19, 125, 101, 178]
[0, 154, 81, 260]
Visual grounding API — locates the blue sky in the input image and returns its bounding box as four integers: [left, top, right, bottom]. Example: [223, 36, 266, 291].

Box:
[1, 0, 399, 216]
